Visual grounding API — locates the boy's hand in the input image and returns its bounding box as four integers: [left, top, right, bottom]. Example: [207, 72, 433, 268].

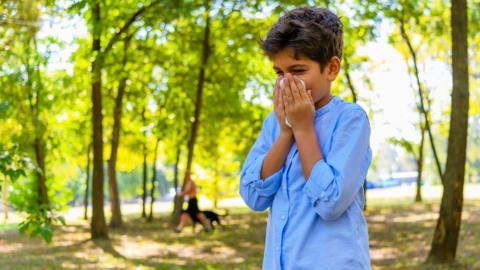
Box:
[282, 73, 315, 134]
[273, 76, 292, 135]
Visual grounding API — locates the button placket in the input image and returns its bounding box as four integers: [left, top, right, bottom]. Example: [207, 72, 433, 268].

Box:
[284, 146, 299, 196]
[282, 145, 295, 199]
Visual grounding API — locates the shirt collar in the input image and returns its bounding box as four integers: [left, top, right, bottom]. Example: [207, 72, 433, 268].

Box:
[315, 96, 339, 117]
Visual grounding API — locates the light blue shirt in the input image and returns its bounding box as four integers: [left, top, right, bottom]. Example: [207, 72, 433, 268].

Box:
[239, 96, 372, 270]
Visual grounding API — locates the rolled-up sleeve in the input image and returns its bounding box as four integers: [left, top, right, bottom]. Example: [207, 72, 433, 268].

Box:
[303, 108, 372, 221]
[239, 113, 283, 212]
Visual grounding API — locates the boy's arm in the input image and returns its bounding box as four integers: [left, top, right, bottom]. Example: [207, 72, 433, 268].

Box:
[239, 114, 291, 212]
[261, 131, 293, 180]
[239, 78, 295, 212]
[282, 73, 371, 221]
[293, 126, 323, 179]
[298, 109, 371, 221]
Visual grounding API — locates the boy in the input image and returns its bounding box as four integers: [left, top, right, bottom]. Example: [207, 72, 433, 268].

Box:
[239, 6, 372, 270]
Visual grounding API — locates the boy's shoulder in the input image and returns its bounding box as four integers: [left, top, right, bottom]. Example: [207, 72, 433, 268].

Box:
[335, 97, 369, 119]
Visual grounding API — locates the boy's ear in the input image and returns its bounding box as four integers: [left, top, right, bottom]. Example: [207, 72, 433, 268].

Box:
[326, 56, 341, 81]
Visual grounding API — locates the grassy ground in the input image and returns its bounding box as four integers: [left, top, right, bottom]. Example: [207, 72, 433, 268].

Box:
[0, 185, 479, 269]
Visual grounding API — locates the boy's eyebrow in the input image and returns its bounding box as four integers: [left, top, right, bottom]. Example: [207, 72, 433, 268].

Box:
[273, 64, 308, 70]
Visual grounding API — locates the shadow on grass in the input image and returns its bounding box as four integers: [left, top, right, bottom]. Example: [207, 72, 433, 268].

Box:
[0, 202, 479, 269]
[367, 200, 480, 270]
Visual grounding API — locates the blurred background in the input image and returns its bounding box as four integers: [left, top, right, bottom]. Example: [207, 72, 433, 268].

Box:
[0, 0, 478, 269]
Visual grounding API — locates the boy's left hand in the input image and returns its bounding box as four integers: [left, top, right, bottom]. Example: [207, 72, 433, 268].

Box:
[282, 73, 315, 133]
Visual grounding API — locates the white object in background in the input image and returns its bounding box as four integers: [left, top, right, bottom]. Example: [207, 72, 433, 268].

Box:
[279, 78, 305, 128]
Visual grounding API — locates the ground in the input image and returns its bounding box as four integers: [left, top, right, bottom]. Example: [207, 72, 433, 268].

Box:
[0, 185, 479, 270]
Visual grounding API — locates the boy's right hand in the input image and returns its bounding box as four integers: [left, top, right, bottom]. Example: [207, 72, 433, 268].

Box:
[274, 77, 292, 136]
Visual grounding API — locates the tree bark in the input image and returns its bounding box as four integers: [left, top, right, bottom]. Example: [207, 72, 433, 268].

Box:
[107, 35, 132, 228]
[171, 0, 212, 226]
[33, 137, 48, 206]
[169, 145, 182, 226]
[214, 158, 219, 209]
[415, 121, 426, 202]
[141, 106, 148, 219]
[90, 2, 108, 239]
[428, 0, 469, 263]
[148, 138, 160, 222]
[84, 142, 92, 220]
[25, 36, 49, 209]
[343, 56, 358, 103]
[174, 145, 181, 194]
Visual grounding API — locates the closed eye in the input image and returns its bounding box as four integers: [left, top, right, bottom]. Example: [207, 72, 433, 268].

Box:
[276, 70, 304, 74]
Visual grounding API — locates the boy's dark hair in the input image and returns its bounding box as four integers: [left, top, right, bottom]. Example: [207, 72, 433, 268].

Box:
[260, 7, 343, 72]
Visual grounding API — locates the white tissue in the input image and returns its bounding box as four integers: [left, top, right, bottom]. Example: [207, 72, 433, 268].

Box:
[280, 78, 305, 91]
[285, 117, 292, 128]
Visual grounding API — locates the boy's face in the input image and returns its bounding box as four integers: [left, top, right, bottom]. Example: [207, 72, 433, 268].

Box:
[272, 48, 340, 108]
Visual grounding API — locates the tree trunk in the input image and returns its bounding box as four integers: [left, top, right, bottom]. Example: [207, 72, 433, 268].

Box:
[171, 1, 212, 226]
[84, 142, 92, 220]
[428, 0, 469, 263]
[25, 38, 49, 209]
[174, 145, 181, 194]
[87, 0, 161, 237]
[343, 56, 358, 103]
[148, 138, 160, 222]
[25, 34, 50, 209]
[415, 121, 426, 202]
[170, 145, 182, 226]
[214, 160, 219, 209]
[141, 106, 148, 219]
[107, 36, 131, 228]
[34, 137, 49, 207]
[90, 2, 108, 239]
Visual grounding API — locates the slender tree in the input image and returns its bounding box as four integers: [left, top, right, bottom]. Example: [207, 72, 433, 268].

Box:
[148, 138, 160, 222]
[107, 34, 133, 228]
[428, 0, 469, 263]
[171, 0, 212, 225]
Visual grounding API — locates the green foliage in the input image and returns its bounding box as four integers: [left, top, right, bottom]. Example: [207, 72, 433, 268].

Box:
[0, 144, 39, 186]
[389, 137, 415, 156]
[18, 204, 66, 243]
[0, 144, 64, 243]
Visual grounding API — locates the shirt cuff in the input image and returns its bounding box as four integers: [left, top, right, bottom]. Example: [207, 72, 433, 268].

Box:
[303, 159, 335, 204]
[241, 153, 283, 197]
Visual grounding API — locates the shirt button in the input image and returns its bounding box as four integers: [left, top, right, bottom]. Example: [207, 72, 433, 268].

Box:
[275, 247, 280, 251]
[281, 215, 286, 220]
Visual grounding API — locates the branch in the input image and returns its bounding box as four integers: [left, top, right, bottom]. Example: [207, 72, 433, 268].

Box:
[101, 0, 163, 56]
[399, 16, 445, 186]
[343, 56, 358, 103]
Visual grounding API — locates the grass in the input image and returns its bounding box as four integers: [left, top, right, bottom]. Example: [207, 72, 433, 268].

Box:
[0, 185, 479, 269]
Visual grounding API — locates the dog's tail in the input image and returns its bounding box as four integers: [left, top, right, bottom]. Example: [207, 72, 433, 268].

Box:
[217, 208, 229, 217]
